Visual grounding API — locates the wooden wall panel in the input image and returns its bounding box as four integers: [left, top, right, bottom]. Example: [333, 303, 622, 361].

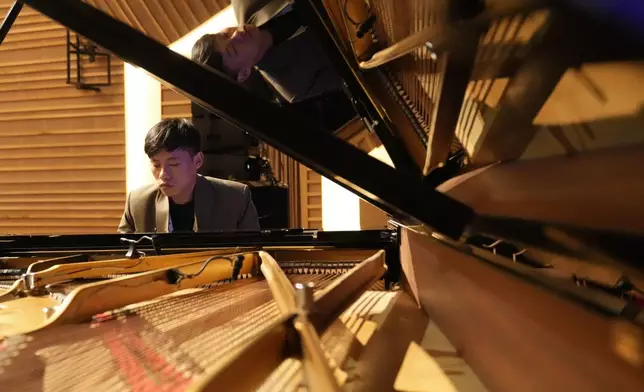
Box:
[299, 167, 323, 229]
[84, 0, 231, 45]
[161, 85, 192, 119]
[0, 2, 125, 234]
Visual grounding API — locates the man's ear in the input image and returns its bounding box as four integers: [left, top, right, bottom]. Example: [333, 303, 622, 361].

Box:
[193, 151, 204, 170]
[237, 67, 252, 83]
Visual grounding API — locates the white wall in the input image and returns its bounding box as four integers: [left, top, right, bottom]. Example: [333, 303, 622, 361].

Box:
[321, 146, 394, 230]
[124, 63, 161, 192]
[321, 177, 361, 231]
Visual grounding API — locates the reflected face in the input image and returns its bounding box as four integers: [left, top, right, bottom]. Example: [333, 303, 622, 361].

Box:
[149, 149, 203, 199]
[214, 25, 267, 79]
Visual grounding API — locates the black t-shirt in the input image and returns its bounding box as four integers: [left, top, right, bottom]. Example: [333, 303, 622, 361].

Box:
[169, 198, 195, 232]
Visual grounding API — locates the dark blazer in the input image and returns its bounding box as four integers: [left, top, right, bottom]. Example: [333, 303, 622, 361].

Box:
[233, 0, 344, 103]
[118, 175, 260, 233]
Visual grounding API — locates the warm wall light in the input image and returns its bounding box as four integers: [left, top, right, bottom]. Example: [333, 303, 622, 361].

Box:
[124, 63, 161, 192]
[321, 145, 396, 230]
[368, 145, 395, 168]
[321, 177, 361, 231]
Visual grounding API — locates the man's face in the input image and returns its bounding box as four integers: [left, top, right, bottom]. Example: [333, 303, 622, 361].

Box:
[149, 149, 203, 199]
[215, 25, 265, 81]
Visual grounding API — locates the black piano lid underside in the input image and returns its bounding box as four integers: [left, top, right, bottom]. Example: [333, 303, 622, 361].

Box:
[8, 0, 644, 277]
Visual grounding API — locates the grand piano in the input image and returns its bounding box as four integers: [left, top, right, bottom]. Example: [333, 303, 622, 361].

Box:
[0, 0, 643, 391]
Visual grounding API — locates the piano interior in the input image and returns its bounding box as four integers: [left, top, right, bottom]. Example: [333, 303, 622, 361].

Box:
[0, 0, 643, 391]
[0, 245, 401, 391]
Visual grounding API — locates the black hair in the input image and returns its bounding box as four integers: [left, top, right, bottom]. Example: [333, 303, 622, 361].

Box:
[191, 33, 226, 73]
[144, 118, 201, 157]
[191, 32, 278, 102]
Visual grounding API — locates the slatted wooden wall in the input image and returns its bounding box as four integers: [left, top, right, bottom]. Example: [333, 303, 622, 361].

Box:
[84, 0, 231, 45]
[264, 145, 302, 228]
[0, 2, 126, 234]
[161, 85, 192, 119]
[299, 168, 323, 229]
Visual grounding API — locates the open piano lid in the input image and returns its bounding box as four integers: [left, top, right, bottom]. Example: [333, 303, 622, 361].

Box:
[11, 0, 644, 279]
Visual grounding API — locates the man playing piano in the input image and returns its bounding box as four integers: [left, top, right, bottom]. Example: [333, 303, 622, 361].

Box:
[118, 118, 260, 233]
[191, 0, 356, 131]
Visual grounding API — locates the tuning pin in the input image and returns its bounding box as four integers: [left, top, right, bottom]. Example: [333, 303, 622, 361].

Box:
[295, 282, 315, 313]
